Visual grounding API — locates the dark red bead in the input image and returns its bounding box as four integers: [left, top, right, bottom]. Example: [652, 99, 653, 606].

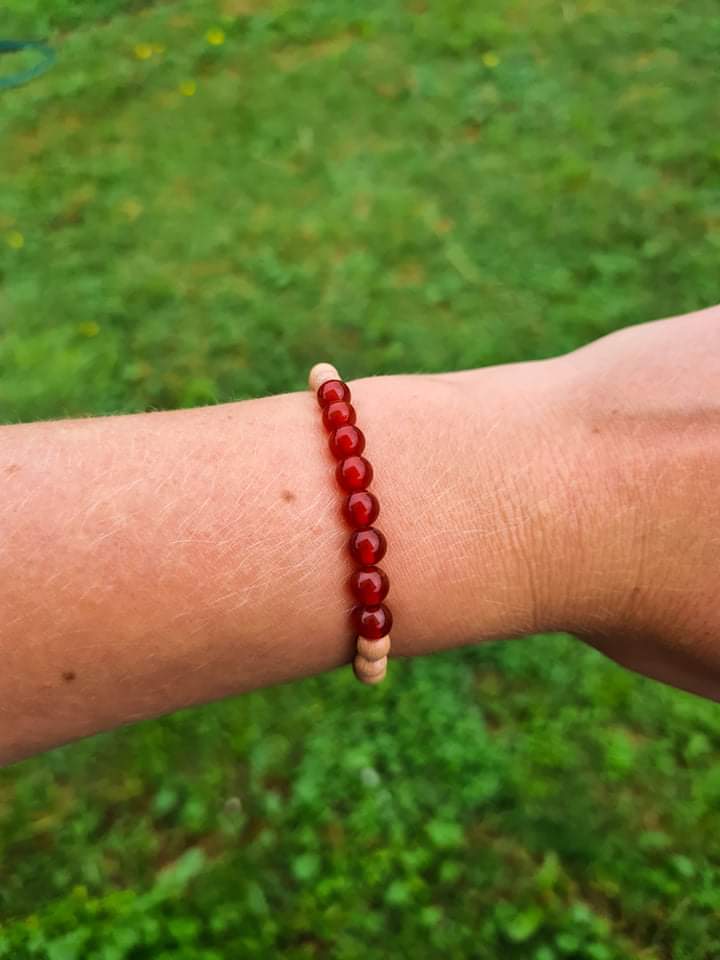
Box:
[343, 491, 380, 528]
[337, 456, 373, 492]
[329, 425, 365, 459]
[317, 379, 350, 408]
[322, 401, 356, 431]
[350, 566, 389, 606]
[349, 527, 386, 565]
[352, 603, 393, 640]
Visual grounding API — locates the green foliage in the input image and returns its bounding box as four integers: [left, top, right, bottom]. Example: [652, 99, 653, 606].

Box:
[1, 0, 720, 956]
[4, 1, 148, 34]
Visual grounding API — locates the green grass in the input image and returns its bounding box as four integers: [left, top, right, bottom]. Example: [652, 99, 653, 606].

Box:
[2, 1, 720, 956]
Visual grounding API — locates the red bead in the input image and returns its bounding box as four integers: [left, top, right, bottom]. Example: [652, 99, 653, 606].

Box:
[349, 527, 386, 565]
[343, 491, 379, 528]
[337, 456, 373, 492]
[323, 401, 356, 431]
[352, 604, 393, 640]
[329, 425, 365, 459]
[350, 566, 389, 605]
[317, 379, 350, 408]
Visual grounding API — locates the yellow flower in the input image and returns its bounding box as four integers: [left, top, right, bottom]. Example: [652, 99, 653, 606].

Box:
[78, 321, 101, 338]
[482, 51, 500, 68]
[134, 42, 154, 61]
[119, 198, 143, 221]
[179, 80, 197, 97]
[6, 230, 24, 249]
[206, 27, 226, 46]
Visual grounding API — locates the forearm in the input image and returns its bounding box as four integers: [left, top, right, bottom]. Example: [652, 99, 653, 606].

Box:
[0, 363, 572, 764]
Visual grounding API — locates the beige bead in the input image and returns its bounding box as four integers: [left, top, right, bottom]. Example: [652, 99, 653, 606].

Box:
[308, 362, 341, 393]
[358, 668, 385, 686]
[353, 654, 387, 685]
[356, 634, 391, 662]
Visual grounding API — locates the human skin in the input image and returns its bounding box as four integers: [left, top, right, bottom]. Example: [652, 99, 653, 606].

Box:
[0, 305, 718, 765]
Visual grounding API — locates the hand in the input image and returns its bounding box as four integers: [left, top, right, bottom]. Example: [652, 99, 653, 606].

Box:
[550, 304, 720, 699]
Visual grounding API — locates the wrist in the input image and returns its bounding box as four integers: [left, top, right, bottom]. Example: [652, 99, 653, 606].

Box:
[349, 359, 581, 655]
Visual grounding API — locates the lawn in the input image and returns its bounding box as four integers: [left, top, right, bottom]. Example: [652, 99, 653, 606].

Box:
[1, 1, 720, 957]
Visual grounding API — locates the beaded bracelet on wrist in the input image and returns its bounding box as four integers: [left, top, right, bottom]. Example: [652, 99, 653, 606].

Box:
[309, 363, 392, 685]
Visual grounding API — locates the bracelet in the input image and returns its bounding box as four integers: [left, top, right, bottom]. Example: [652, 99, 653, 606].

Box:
[309, 363, 392, 685]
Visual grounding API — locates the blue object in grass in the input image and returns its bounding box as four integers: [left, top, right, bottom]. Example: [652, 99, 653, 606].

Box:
[0, 40, 55, 91]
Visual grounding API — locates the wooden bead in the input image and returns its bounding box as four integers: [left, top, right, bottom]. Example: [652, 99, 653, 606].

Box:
[357, 669, 385, 686]
[353, 654, 387, 685]
[308, 362, 340, 393]
[357, 634, 391, 661]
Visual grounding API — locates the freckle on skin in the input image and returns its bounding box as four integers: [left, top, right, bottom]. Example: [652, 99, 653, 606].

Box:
[62, 671, 76, 683]
[5, 464, 20, 475]
[281, 490, 296, 503]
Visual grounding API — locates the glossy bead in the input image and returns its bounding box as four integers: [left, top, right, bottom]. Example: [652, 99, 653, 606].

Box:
[349, 527, 386, 565]
[343, 491, 379, 528]
[329, 424, 365, 459]
[350, 566, 389, 605]
[317, 379, 350, 407]
[352, 603, 393, 639]
[323, 401, 356, 431]
[337, 455, 373, 492]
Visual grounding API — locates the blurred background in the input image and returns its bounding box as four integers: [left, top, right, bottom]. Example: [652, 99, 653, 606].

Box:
[1, 1, 719, 957]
